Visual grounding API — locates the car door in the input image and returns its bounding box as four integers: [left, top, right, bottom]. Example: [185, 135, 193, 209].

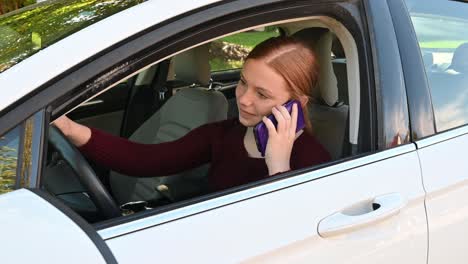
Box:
[0, 112, 117, 263]
[0, 0, 428, 263]
[99, 146, 426, 263]
[87, 1, 426, 263]
[400, 0, 468, 263]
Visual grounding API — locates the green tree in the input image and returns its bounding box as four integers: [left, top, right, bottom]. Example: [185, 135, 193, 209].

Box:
[0, 0, 36, 15]
[0, 0, 144, 72]
[0, 137, 18, 194]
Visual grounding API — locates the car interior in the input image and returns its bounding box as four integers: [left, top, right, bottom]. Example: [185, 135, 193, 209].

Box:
[43, 18, 360, 223]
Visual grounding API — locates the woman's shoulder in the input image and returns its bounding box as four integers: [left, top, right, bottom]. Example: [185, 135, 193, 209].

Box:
[203, 118, 240, 131]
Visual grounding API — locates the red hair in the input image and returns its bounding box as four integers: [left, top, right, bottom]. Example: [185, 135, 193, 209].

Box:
[245, 36, 319, 133]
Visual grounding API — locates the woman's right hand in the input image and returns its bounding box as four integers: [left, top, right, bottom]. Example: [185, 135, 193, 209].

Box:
[53, 115, 91, 147]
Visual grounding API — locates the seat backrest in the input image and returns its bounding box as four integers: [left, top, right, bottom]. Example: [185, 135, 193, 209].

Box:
[293, 28, 349, 160]
[172, 44, 211, 86]
[110, 44, 228, 204]
[110, 88, 228, 204]
[447, 42, 468, 74]
[427, 43, 468, 131]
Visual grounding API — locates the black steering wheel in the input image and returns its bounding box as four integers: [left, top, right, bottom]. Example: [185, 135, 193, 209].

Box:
[48, 126, 121, 219]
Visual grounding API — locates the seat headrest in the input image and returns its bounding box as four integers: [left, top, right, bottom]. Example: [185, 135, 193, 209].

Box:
[448, 42, 468, 74]
[293, 28, 339, 106]
[173, 44, 211, 86]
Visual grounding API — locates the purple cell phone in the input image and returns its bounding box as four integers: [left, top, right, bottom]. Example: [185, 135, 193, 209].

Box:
[254, 100, 305, 157]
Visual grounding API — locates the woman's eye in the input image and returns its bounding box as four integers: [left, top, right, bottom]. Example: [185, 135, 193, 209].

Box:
[257, 92, 268, 99]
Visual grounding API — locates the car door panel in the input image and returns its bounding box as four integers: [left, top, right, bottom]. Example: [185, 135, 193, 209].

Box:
[103, 145, 427, 263]
[0, 189, 111, 263]
[416, 130, 468, 264]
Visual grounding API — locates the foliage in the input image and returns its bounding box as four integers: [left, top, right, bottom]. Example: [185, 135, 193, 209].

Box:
[210, 30, 279, 71]
[0, 0, 37, 15]
[0, 143, 18, 194]
[219, 31, 279, 49]
[0, 0, 145, 73]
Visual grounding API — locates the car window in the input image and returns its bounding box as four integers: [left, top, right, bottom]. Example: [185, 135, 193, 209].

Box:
[0, 126, 21, 194]
[209, 26, 280, 72]
[49, 21, 360, 222]
[406, 0, 468, 132]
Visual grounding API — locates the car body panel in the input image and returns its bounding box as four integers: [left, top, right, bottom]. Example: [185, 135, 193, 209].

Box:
[416, 127, 468, 264]
[0, 0, 220, 113]
[0, 189, 107, 263]
[103, 146, 427, 263]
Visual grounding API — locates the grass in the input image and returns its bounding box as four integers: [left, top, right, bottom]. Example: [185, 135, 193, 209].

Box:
[210, 30, 280, 71]
[419, 40, 468, 49]
[219, 31, 279, 49]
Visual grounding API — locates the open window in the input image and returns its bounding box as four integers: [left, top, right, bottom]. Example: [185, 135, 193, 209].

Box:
[43, 14, 363, 224]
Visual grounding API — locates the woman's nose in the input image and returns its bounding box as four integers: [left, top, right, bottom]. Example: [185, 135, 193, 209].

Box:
[238, 87, 253, 106]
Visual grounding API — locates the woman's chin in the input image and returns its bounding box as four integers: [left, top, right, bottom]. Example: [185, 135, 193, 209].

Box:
[238, 115, 260, 127]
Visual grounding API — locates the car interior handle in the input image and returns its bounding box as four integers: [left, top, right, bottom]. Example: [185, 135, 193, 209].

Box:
[317, 193, 407, 238]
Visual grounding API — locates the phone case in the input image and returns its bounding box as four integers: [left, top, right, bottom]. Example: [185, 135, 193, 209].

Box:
[253, 100, 305, 157]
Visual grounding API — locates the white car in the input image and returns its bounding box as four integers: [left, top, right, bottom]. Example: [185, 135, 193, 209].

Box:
[0, 0, 467, 263]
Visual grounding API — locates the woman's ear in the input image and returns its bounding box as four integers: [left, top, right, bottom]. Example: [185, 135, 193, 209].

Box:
[299, 95, 309, 108]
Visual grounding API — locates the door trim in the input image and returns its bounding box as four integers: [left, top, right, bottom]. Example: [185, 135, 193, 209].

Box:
[97, 144, 416, 240]
[29, 189, 118, 264]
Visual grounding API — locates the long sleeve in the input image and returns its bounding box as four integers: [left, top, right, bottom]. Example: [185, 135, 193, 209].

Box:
[290, 133, 331, 170]
[78, 122, 222, 177]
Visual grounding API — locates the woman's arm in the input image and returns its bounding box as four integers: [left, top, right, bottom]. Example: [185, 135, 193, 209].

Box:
[53, 116, 219, 177]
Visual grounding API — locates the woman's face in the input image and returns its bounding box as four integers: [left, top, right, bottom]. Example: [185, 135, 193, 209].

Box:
[236, 58, 292, 127]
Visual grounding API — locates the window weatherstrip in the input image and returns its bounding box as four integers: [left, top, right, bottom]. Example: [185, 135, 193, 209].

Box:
[30, 110, 46, 188]
[99, 144, 416, 240]
[416, 125, 468, 149]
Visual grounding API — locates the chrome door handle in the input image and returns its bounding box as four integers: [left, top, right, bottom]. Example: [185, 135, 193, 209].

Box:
[318, 193, 407, 238]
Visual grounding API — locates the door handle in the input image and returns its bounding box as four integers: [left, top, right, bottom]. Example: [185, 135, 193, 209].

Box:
[318, 193, 407, 238]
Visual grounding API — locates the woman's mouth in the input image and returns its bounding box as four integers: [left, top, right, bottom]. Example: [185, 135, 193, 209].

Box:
[240, 109, 255, 117]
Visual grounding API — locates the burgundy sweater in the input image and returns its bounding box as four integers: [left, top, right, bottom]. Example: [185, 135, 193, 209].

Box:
[79, 119, 331, 191]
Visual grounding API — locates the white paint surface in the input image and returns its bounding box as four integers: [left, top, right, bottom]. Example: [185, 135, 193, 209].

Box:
[0, 189, 106, 263]
[0, 0, 220, 113]
[105, 148, 427, 263]
[417, 132, 468, 264]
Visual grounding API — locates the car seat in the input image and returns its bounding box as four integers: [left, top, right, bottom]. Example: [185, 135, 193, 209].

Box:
[109, 44, 228, 205]
[293, 28, 349, 160]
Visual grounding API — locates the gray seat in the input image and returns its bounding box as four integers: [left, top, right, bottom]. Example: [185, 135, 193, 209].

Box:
[428, 42, 468, 131]
[293, 28, 349, 160]
[110, 44, 228, 205]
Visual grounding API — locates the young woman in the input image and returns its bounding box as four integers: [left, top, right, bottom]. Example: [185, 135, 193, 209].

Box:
[54, 36, 331, 191]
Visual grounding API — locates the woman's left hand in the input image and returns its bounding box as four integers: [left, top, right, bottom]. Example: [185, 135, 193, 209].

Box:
[263, 103, 299, 175]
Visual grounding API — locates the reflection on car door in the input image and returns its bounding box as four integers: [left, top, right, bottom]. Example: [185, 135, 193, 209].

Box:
[404, 1, 468, 262]
[101, 145, 427, 263]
